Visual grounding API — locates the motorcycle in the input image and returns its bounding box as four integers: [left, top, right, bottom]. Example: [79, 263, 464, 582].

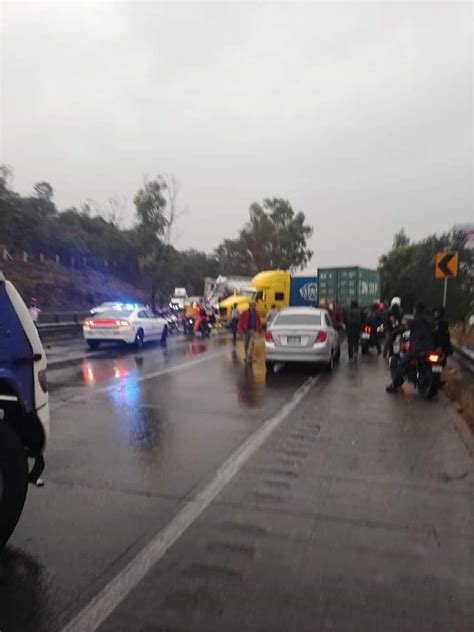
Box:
[166, 313, 182, 334]
[389, 331, 444, 400]
[198, 316, 211, 337]
[0, 272, 49, 549]
[184, 316, 195, 336]
[360, 324, 379, 354]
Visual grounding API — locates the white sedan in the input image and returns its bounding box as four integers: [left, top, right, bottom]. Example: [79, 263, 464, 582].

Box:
[83, 306, 168, 350]
[264, 307, 341, 371]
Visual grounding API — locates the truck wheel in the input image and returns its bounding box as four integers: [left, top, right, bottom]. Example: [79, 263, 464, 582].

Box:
[87, 341, 100, 351]
[0, 422, 29, 550]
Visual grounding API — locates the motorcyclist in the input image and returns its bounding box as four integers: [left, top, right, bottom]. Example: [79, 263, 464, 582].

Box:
[366, 302, 382, 355]
[383, 297, 403, 358]
[433, 307, 452, 357]
[193, 303, 208, 334]
[386, 302, 435, 393]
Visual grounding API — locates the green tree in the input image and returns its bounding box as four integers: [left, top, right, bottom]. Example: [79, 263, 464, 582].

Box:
[393, 228, 410, 249]
[33, 181, 54, 202]
[215, 198, 313, 275]
[134, 175, 181, 310]
[379, 231, 473, 321]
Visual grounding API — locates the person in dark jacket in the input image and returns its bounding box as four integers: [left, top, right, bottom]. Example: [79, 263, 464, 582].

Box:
[367, 303, 382, 355]
[386, 302, 435, 393]
[433, 307, 452, 356]
[345, 300, 362, 362]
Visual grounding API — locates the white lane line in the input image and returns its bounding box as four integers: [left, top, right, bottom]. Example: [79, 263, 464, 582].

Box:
[50, 349, 227, 411]
[61, 375, 319, 632]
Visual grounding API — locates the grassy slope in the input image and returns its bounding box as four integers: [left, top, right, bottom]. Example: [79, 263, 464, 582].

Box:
[1, 260, 147, 311]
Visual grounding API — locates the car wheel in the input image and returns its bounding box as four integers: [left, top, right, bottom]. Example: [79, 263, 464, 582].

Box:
[87, 340, 100, 351]
[265, 360, 275, 372]
[0, 422, 29, 550]
[334, 345, 341, 362]
[325, 352, 334, 373]
[161, 325, 168, 344]
[134, 329, 144, 350]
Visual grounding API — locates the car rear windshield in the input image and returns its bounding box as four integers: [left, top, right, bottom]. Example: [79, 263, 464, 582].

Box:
[94, 310, 133, 319]
[274, 313, 322, 326]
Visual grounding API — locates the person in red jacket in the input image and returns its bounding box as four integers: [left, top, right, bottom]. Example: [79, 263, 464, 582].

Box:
[238, 301, 262, 363]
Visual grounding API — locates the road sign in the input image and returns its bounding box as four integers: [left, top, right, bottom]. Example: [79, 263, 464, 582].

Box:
[435, 251, 458, 279]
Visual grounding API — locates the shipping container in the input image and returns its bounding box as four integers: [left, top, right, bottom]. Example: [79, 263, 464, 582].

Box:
[317, 267, 380, 309]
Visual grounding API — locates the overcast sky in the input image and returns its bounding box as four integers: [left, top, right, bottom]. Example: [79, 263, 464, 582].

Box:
[1, 1, 472, 268]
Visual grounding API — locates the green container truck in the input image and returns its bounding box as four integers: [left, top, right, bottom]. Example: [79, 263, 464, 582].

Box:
[317, 267, 380, 310]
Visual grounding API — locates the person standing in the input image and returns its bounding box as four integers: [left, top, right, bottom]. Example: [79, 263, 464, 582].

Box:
[239, 301, 262, 363]
[266, 304, 278, 327]
[345, 300, 361, 362]
[230, 303, 241, 345]
[28, 297, 41, 329]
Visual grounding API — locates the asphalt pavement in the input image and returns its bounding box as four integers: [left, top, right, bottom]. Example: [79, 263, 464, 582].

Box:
[1, 333, 473, 632]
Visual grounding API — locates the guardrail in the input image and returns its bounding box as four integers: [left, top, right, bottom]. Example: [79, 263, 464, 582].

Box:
[40, 311, 90, 325]
[453, 344, 474, 376]
[38, 312, 89, 337]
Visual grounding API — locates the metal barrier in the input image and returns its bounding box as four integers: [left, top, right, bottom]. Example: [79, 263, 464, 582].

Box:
[38, 312, 89, 337]
[454, 345, 474, 375]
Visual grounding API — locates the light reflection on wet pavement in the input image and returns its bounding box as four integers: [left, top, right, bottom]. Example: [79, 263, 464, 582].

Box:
[1, 334, 472, 632]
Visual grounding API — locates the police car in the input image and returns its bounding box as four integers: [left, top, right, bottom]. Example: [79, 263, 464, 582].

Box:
[83, 304, 168, 350]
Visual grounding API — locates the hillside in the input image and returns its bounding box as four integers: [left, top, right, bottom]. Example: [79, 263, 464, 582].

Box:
[1, 259, 147, 311]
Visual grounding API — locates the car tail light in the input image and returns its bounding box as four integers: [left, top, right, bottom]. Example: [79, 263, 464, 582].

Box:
[315, 330, 328, 343]
[427, 353, 441, 363]
[363, 325, 372, 334]
[116, 319, 130, 327]
[84, 319, 93, 327]
[265, 330, 274, 342]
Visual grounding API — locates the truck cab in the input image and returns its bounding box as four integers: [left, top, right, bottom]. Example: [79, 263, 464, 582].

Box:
[251, 270, 291, 322]
[218, 271, 290, 324]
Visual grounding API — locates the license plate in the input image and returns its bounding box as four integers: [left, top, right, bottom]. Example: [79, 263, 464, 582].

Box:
[431, 365, 442, 373]
[287, 336, 301, 344]
[361, 332, 370, 340]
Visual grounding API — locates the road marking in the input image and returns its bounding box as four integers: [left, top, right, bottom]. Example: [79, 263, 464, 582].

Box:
[60, 375, 318, 632]
[50, 348, 227, 411]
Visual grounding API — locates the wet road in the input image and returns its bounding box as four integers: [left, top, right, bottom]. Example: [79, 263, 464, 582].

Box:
[1, 334, 473, 632]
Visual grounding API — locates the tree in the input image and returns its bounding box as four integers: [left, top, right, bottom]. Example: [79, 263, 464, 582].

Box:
[215, 198, 313, 275]
[134, 175, 182, 310]
[33, 181, 54, 202]
[379, 231, 473, 321]
[393, 228, 410, 249]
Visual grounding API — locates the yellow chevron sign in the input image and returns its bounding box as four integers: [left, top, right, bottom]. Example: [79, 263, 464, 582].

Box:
[435, 251, 458, 279]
